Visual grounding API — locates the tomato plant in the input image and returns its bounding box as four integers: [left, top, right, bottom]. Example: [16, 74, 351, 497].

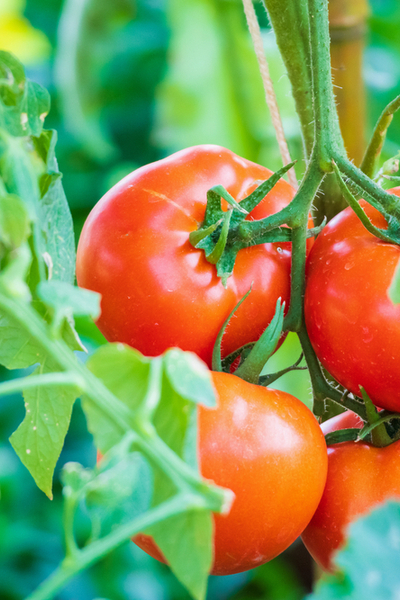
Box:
[76, 144, 297, 366]
[301, 410, 400, 572]
[134, 371, 328, 576]
[305, 191, 400, 412]
[4, 0, 400, 597]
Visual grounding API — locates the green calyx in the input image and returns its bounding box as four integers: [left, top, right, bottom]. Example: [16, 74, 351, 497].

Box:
[212, 292, 287, 386]
[324, 388, 400, 448]
[189, 163, 298, 287]
[333, 161, 400, 245]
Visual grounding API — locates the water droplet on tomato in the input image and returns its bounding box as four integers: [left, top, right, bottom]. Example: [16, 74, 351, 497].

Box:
[361, 326, 373, 343]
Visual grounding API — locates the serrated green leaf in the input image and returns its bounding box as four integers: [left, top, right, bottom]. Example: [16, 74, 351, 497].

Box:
[154, 372, 200, 478]
[9, 361, 78, 498]
[0, 134, 43, 220]
[0, 308, 46, 369]
[0, 301, 81, 370]
[83, 344, 152, 454]
[148, 510, 213, 600]
[25, 81, 50, 137]
[0, 242, 32, 299]
[37, 280, 101, 319]
[36, 129, 75, 284]
[0, 51, 25, 86]
[308, 501, 400, 600]
[0, 51, 49, 138]
[86, 452, 153, 535]
[61, 316, 87, 352]
[0, 193, 31, 248]
[164, 348, 216, 408]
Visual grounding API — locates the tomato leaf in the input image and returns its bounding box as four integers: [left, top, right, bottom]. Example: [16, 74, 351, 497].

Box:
[84, 452, 153, 536]
[9, 360, 79, 498]
[147, 510, 213, 600]
[163, 348, 216, 408]
[0, 50, 50, 137]
[0, 310, 46, 369]
[83, 344, 152, 454]
[0, 242, 32, 300]
[308, 501, 400, 600]
[37, 280, 101, 320]
[34, 129, 75, 284]
[0, 193, 31, 249]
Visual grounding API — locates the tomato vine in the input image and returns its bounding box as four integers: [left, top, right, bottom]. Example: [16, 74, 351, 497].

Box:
[1, 0, 400, 597]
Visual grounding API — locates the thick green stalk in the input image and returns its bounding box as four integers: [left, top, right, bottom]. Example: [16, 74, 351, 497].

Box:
[262, 0, 314, 158]
[308, 0, 346, 167]
[283, 158, 324, 332]
[297, 324, 367, 420]
[334, 153, 400, 221]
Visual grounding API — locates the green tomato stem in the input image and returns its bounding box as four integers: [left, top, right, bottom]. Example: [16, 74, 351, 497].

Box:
[0, 372, 84, 397]
[308, 0, 346, 168]
[334, 153, 400, 222]
[283, 158, 324, 333]
[360, 95, 400, 178]
[25, 493, 201, 600]
[360, 388, 393, 447]
[358, 412, 400, 443]
[262, 0, 314, 158]
[297, 323, 367, 420]
[332, 162, 395, 242]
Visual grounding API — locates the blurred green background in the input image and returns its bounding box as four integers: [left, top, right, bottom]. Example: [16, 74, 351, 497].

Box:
[1, 0, 400, 598]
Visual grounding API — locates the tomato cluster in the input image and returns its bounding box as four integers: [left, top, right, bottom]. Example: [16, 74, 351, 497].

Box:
[77, 145, 400, 576]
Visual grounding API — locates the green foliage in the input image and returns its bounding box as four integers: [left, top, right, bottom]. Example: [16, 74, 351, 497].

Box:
[10, 361, 77, 498]
[0, 48, 228, 600]
[1, 1, 400, 599]
[309, 502, 400, 600]
[148, 510, 213, 600]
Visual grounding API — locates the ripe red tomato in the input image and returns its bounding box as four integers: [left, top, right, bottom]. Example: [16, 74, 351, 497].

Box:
[301, 410, 400, 571]
[135, 371, 328, 576]
[304, 190, 400, 412]
[76, 145, 297, 366]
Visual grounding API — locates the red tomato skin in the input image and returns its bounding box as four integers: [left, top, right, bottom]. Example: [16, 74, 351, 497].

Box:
[304, 190, 400, 412]
[135, 371, 328, 576]
[76, 145, 297, 366]
[301, 411, 400, 572]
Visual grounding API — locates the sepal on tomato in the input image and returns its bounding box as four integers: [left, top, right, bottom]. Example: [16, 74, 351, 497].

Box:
[190, 162, 296, 286]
